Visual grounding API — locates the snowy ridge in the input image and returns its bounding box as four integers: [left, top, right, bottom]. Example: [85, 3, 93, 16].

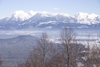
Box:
[75, 12, 99, 25]
[0, 10, 100, 29]
[4, 10, 73, 21]
[5, 11, 58, 21]
[4, 10, 100, 24]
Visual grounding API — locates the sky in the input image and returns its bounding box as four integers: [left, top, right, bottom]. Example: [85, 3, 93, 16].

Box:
[0, 0, 100, 19]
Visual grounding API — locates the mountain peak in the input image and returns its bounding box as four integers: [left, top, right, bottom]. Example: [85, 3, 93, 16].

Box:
[28, 10, 37, 17]
[75, 12, 88, 19]
[6, 10, 30, 21]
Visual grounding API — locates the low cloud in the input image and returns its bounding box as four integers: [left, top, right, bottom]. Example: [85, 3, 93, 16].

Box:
[53, 8, 59, 10]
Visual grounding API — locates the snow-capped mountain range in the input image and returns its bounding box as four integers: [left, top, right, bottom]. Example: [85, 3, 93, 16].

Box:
[0, 10, 100, 29]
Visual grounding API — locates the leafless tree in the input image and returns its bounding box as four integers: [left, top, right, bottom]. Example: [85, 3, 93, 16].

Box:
[0, 56, 2, 67]
[83, 44, 100, 67]
[60, 27, 83, 67]
[81, 34, 100, 67]
[18, 28, 86, 67]
[18, 32, 54, 67]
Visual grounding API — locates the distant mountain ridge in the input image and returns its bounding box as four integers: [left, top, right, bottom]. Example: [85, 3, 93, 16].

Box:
[0, 35, 38, 66]
[0, 10, 100, 29]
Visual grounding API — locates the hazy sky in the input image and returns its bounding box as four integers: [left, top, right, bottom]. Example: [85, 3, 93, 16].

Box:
[0, 0, 100, 19]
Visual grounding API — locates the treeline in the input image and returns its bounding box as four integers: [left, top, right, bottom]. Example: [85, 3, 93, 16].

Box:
[18, 27, 100, 67]
[1, 27, 100, 67]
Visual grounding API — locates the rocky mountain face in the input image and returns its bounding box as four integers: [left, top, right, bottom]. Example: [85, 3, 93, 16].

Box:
[0, 10, 100, 30]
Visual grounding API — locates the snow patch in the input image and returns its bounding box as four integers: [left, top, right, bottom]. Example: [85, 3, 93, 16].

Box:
[38, 21, 56, 26]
